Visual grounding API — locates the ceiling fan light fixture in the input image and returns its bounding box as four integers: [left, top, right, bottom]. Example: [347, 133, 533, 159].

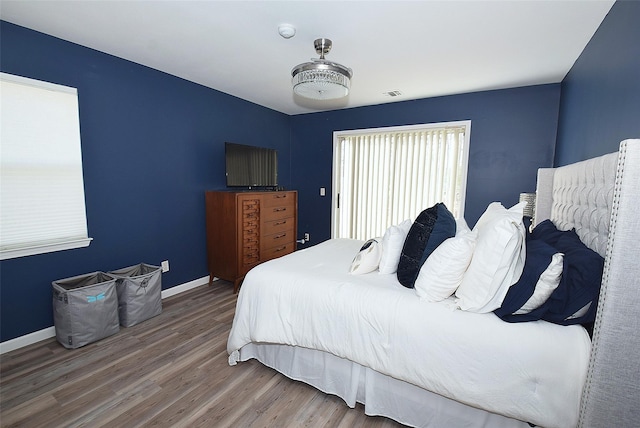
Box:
[291, 38, 352, 100]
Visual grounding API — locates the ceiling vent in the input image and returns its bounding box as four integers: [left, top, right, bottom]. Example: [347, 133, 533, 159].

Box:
[384, 90, 402, 97]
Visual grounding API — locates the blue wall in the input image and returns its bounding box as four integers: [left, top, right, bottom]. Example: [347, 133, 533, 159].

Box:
[0, 22, 291, 342]
[3, 0, 638, 344]
[555, 0, 640, 165]
[290, 85, 561, 246]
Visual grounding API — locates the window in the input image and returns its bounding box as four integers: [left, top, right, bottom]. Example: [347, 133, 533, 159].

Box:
[0, 72, 91, 260]
[332, 121, 470, 240]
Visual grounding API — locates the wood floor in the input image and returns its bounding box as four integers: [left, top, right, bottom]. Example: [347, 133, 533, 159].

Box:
[0, 280, 403, 427]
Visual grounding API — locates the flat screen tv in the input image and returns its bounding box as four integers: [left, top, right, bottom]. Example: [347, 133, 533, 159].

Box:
[225, 142, 278, 188]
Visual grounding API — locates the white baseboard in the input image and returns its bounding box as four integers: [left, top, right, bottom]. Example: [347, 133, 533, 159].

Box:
[161, 275, 210, 299]
[0, 327, 57, 355]
[0, 275, 211, 355]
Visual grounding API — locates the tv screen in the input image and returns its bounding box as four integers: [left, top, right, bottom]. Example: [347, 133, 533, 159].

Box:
[225, 142, 278, 188]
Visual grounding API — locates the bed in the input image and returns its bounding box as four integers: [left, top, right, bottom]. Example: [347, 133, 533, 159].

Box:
[227, 139, 640, 428]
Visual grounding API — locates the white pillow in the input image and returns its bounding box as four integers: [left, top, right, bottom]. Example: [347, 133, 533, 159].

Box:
[414, 228, 478, 302]
[455, 202, 526, 313]
[456, 217, 471, 234]
[515, 252, 563, 314]
[378, 219, 412, 274]
[349, 238, 382, 275]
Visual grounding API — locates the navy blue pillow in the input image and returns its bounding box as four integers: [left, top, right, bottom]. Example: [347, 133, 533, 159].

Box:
[529, 219, 565, 246]
[539, 231, 604, 325]
[496, 221, 604, 325]
[397, 203, 456, 288]
[494, 239, 559, 320]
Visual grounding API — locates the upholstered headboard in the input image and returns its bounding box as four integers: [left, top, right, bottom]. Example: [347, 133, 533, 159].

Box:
[534, 151, 617, 257]
[535, 139, 640, 427]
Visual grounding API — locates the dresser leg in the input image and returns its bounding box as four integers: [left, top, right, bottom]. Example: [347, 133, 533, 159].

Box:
[233, 278, 243, 294]
[208, 273, 215, 286]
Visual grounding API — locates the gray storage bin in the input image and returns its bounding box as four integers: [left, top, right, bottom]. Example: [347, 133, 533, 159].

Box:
[52, 272, 120, 349]
[110, 263, 162, 327]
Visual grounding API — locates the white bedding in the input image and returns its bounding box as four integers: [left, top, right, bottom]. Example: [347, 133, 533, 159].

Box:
[227, 238, 592, 428]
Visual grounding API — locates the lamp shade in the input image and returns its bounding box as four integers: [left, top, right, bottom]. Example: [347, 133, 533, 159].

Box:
[519, 192, 536, 218]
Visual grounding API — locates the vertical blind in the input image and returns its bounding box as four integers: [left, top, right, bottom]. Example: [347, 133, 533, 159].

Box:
[0, 73, 91, 260]
[333, 124, 469, 240]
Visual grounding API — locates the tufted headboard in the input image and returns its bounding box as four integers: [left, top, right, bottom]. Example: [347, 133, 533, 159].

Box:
[534, 139, 640, 427]
[534, 151, 617, 257]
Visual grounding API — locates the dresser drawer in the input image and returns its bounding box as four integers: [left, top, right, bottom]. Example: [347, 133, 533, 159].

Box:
[260, 229, 294, 253]
[242, 198, 260, 209]
[242, 232, 259, 246]
[242, 211, 260, 222]
[261, 205, 294, 222]
[242, 252, 259, 264]
[262, 192, 295, 208]
[239, 259, 260, 277]
[262, 217, 294, 236]
[242, 219, 259, 232]
[242, 232, 259, 247]
[262, 241, 294, 261]
[241, 198, 260, 219]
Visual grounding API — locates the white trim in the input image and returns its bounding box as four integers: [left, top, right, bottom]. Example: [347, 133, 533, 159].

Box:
[0, 327, 56, 355]
[0, 275, 212, 355]
[161, 275, 210, 299]
[0, 72, 77, 93]
[0, 238, 93, 260]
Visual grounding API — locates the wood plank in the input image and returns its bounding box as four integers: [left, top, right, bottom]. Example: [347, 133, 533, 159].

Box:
[0, 280, 403, 427]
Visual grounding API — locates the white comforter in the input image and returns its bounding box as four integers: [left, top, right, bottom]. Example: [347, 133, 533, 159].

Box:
[227, 239, 591, 428]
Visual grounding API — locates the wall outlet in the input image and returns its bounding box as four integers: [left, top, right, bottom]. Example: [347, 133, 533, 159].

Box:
[304, 233, 310, 242]
[161, 260, 169, 273]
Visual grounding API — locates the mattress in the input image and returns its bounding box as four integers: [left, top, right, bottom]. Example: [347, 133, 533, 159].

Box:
[227, 238, 592, 428]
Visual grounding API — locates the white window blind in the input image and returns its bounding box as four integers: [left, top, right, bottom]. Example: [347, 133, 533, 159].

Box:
[332, 121, 470, 240]
[0, 72, 92, 260]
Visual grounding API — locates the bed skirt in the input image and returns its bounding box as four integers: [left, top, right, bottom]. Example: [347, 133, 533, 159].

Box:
[237, 343, 531, 428]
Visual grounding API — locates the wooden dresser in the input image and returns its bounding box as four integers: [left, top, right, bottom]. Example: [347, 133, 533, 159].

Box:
[205, 190, 297, 292]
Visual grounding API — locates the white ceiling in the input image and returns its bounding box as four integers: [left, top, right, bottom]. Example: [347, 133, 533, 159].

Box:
[1, 1, 615, 115]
